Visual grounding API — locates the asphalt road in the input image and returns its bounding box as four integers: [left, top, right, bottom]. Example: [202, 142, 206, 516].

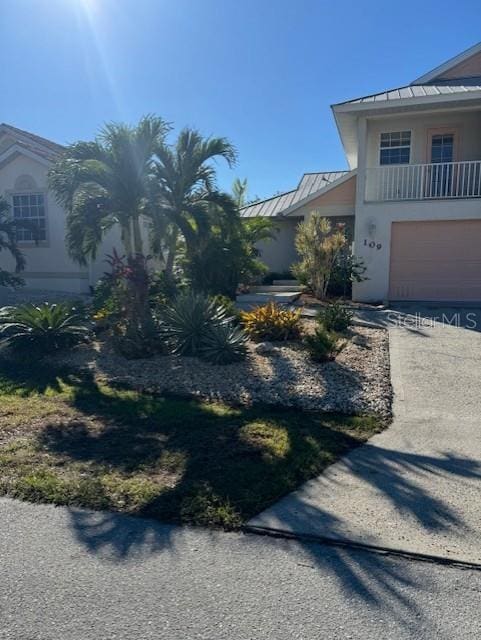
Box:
[1, 497, 480, 640]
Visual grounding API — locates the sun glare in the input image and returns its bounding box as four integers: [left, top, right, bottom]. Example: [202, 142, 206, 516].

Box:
[72, 0, 124, 117]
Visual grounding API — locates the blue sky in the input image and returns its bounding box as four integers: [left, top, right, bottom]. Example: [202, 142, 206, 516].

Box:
[2, 0, 480, 200]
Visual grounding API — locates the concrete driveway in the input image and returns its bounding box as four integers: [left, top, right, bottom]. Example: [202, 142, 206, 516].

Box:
[248, 307, 481, 564]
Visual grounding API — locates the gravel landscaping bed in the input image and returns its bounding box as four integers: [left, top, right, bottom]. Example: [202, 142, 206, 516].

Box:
[54, 323, 392, 419]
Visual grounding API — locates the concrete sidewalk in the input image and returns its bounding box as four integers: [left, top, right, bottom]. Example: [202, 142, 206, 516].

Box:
[248, 308, 481, 564]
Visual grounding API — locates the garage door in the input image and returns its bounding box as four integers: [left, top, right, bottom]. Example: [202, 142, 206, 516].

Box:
[389, 220, 481, 301]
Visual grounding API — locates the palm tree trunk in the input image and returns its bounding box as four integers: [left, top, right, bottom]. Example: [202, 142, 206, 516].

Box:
[165, 226, 178, 276]
[121, 225, 134, 257]
[131, 217, 143, 255]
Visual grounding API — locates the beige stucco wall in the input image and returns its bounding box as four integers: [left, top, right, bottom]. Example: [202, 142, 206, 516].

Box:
[365, 110, 481, 168]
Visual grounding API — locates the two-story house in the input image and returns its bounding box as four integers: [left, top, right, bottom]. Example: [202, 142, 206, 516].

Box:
[1, 42, 481, 302]
[243, 41, 481, 303]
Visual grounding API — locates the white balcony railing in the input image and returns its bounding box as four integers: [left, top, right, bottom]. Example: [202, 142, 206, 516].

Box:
[365, 160, 481, 202]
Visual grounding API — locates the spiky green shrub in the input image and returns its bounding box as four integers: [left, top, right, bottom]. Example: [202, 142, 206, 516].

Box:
[317, 301, 353, 333]
[303, 326, 339, 362]
[160, 291, 229, 356]
[210, 294, 239, 323]
[160, 291, 247, 364]
[0, 302, 90, 354]
[199, 322, 248, 365]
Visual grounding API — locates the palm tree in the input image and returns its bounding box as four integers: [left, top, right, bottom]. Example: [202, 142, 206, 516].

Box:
[48, 116, 170, 341]
[153, 128, 238, 287]
[232, 177, 248, 208]
[0, 196, 28, 289]
[48, 115, 170, 265]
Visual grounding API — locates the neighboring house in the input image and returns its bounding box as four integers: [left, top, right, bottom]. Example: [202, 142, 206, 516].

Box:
[0, 123, 122, 294]
[243, 41, 481, 303]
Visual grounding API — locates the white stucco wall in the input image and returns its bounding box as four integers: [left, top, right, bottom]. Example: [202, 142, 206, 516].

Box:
[0, 151, 152, 294]
[352, 108, 481, 302]
[353, 199, 481, 302]
[0, 153, 91, 293]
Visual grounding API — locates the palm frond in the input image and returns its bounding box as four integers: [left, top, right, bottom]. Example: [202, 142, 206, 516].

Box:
[49, 116, 169, 262]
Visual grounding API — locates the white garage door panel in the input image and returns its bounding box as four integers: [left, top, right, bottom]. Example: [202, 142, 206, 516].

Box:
[389, 220, 481, 301]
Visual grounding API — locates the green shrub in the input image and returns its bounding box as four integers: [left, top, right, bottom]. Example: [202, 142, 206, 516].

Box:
[210, 294, 239, 322]
[317, 301, 353, 333]
[199, 322, 248, 365]
[149, 270, 178, 304]
[0, 302, 90, 355]
[327, 252, 367, 297]
[160, 291, 229, 356]
[292, 216, 347, 300]
[92, 275, 115, 312]
[160, 291, 247, 364]
[304, 326, 338, 362]
[240, 302, 301, 341]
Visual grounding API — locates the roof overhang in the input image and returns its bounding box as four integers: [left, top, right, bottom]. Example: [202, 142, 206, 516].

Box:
[332, 90, 481, 169]
[282, 170, 356, 217]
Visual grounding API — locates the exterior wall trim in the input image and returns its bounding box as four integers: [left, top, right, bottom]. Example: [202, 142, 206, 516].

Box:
[22, 271, 89, 279]
[0, 144, 53, 169]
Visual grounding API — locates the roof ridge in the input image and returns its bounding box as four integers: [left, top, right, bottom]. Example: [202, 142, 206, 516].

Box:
[300, 170, 348, 176]
[240, 188, 297, 210]
[421, 74, 481, 86]
[0, 123, 64, 151]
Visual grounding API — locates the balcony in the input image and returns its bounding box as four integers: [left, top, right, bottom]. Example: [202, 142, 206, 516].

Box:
[365, 160, 481, 202]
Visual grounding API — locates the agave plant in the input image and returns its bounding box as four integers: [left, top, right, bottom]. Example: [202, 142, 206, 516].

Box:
[199, 322, 248, 365]
[160, 291, 230, 356]
[0, 302, 91, 354]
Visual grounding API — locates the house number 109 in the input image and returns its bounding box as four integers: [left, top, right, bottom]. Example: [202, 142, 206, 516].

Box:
[363, 239, 382, 250]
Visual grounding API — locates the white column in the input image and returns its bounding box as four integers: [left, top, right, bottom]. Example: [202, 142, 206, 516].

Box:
[352, 117, 368, 302]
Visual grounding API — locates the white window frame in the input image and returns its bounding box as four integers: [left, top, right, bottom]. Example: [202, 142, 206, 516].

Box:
[9, 190, 49, 246]
[379, 130, 411, 166]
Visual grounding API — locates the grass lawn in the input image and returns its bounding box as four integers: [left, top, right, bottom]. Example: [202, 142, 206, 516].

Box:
[0, 359, 384, 528]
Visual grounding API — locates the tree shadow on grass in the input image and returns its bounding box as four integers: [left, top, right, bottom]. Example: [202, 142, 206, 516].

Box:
[39, 377, 367, 520]
[26, 371, 374, 556]
[0, 357, 71, 395]
[4, 358, 479, 620]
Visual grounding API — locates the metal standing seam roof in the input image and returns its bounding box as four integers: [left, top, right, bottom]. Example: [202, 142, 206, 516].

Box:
[240, 171, 349, 218]
[335, 77, 481, 106]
